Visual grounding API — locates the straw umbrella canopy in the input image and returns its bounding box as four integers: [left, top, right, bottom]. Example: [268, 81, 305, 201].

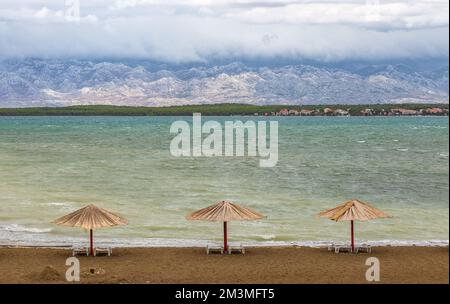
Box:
[186, 200, 265, 251]
[318, 199, 391, 252]
[53, 204, 128, 255]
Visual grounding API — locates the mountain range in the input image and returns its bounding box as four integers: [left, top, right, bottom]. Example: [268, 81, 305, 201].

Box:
[0, 58, 448, 107]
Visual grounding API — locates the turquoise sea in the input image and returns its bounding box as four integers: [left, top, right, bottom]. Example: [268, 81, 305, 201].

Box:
[0, 116, 448, 247]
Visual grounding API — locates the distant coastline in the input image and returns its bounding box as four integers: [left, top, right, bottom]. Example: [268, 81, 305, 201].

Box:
[0, 103, 448, 116]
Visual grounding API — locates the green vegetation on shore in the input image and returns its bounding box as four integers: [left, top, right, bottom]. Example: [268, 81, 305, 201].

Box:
[0, 103, 448, 116]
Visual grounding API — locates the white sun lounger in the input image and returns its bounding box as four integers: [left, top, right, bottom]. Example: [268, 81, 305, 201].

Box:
[327, 242, 349, 252]
[72, 246, 90, 256]
[356, 244, 372, 253]
[334, 245, 353, 253]
[206, 243, 224, 255]
[227, 243, 245, 255]
[94, 247, 112, 256]
[329, 242, 371, 254]
[327, 243, 338, 252]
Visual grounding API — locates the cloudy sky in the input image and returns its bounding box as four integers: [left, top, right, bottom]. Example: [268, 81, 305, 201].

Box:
[0, 0, 448, 62]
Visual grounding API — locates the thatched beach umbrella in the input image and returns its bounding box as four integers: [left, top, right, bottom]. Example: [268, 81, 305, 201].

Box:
[54, 204, 128, 256]
[318, 199, 391, 253]
[186, 200, 265, 252]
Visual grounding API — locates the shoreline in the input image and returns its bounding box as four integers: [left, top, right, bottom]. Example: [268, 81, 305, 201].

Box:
[0, 246, 448, 284]
[0, 103, 448, 117]
[1, 238, 448, 249]
[1, 243, 449, 250]
[0, 114, 448, 118]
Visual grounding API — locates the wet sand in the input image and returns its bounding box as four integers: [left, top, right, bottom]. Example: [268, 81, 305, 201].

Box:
[0, 246, 448, 284]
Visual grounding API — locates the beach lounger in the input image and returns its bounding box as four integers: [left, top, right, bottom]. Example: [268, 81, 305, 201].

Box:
[227, 243, 245, 255]
[328, 241, 371, 254]
[72, 246, 90, 256]
[94, 247, 112, 256]
[328, 242, 348, 252]
[327, 242, 338, 251]
[206, 243, 224, 255]
[356, 244, 372, 253]
[334, 245, 353, 253]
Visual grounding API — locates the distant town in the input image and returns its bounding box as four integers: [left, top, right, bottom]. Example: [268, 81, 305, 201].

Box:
[266, 106, 449, 117]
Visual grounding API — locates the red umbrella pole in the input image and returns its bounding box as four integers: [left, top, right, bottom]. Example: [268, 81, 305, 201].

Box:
[223, 221, 228, 252]
[90, 229, 94, 256]
[350, 220, 355, 253]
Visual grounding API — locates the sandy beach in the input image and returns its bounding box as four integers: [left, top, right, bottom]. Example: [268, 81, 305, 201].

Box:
[0, 246, 447, 284]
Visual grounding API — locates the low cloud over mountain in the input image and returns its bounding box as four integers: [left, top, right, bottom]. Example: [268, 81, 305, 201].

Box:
[0, 1, 448, 62]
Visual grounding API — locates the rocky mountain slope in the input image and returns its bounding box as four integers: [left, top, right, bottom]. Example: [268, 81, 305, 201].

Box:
[0, 59, 448, 107]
